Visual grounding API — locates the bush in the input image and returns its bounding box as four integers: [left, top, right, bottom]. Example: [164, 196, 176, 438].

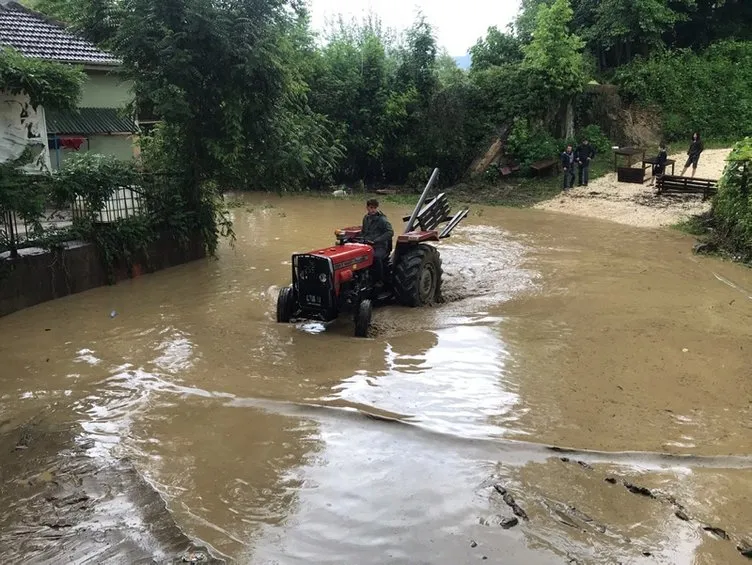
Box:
[709, 137, 752, 260]
[505, 118, 560, 170]
[615, 41, 752, 142]
[52, 152, 139, 218]
[577, 124, 611, 155]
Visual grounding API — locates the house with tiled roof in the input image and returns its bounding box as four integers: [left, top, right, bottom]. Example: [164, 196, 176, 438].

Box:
[0, 0, 138, 170]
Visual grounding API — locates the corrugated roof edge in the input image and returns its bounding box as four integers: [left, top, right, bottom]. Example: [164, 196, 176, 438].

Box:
[3, 1, 122, 68]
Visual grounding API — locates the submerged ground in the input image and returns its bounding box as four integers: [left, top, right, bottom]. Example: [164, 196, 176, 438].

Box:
[1, 194, 751, 564]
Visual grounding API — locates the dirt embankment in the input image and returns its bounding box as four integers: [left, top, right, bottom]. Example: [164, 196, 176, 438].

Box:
[534, 148, 731, 229]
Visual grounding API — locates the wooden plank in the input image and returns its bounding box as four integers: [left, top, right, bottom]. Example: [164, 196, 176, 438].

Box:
[617, 166, 645, 184]
[530, 159, 557, 170]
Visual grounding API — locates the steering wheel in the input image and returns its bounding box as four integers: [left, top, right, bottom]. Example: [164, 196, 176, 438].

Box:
[352, 237, 374, 246]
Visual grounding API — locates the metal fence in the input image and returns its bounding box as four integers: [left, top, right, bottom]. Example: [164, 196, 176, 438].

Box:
[71, 186, 145, 224]
[0, 206, 73, 258]
[1, 185, 147, 259]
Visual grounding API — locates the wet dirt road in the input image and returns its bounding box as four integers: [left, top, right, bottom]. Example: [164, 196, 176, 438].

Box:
[1, 193, 751, 564]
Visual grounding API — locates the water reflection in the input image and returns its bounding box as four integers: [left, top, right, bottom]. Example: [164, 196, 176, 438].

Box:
[2, 194, 752, 564]
[328, 325, 520, 440]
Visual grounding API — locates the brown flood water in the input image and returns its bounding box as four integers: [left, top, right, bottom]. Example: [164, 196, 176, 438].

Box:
[1, 193, 751, 564]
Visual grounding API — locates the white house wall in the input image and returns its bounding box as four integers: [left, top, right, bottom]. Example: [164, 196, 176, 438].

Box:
[0, 91, 52, 173]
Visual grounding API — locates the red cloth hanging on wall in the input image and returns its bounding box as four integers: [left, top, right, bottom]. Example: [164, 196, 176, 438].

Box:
[60, 137, 86, 150]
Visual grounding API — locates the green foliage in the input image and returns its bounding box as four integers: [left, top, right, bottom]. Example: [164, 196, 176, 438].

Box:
[615, 41, 752, 141]
[87, 216, 156, 282]
[709, 137, 752, 261]
[578, 124, 611, 154]
[470, 26, 523, 71]
[0, 47, 85, 110]
[0, 149, 50, 254]
[522, 0, 586, 97]
[22, 0, 118, 46]
[578, 0, 692, 68]
[51, 153, 138, 218]
[506, 118, 560, 170]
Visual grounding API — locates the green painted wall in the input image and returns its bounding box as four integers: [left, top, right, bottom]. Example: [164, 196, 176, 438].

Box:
[48, 69, 137, 170]
[50, 135, 135, 170]
[80, 71, 134, 109]
[88, 135, 135, 160]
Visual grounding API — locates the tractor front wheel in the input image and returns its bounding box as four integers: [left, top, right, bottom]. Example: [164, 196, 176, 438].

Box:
[393, 244, 442, 307]
[276, 286, 294, 323]
[354, 299, 372, 338]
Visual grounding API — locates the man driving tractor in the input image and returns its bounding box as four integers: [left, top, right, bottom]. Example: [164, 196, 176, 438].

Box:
[361, 199, 394, 287]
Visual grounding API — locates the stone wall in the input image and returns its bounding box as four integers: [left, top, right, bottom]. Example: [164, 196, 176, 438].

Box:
[0, 232, 206, 318]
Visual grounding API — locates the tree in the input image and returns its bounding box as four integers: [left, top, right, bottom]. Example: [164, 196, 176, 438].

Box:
[522, 0, 586, 138]
[21, 0, 118, 47]
[469, 26, 523, 71]
[397, 14, 438, 108]
[582, 0, 693, 69]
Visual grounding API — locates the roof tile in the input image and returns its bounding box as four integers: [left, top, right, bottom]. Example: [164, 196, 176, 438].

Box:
[46, 107, 138, 135]
[0, 2, 120, 66]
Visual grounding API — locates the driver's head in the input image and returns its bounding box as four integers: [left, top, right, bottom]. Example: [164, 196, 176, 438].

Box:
[366, 198, 379, 215]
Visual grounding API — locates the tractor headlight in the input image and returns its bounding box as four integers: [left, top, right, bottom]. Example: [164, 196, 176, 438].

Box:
[319, 273, 328, 283]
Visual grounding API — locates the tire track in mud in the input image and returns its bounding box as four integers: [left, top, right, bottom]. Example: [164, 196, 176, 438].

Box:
[372, 225, 539, 338]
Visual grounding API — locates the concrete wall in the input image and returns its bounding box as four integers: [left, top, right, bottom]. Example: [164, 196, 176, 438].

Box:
[47, 69, 137, 170]
[80, 71, 134, 109]
[50, 134, 136, 170]
[0, 91, 52, 171]
[0, 232, 206, 318]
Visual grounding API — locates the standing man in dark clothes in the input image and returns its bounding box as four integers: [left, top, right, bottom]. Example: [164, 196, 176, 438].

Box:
[680, 132, 704, 178]
[561, 144, 575, 191]
[361, 199, 394, 287]
[575, 138, 596, 187]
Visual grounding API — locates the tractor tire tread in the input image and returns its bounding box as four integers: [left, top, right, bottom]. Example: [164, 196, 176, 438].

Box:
[393, 244, 442, 307]
[354, 299, 372, 337]
[276, 286, 294, 323]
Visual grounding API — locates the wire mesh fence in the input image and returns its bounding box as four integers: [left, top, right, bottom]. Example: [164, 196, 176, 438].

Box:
[71, 186, 145, 223]
[0, 175, 167, 258]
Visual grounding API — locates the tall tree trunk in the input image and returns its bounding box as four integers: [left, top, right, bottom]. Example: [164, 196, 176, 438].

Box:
[564, 97, 575, 140]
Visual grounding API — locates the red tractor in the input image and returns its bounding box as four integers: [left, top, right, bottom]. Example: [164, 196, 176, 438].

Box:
[276, 168, 469, 337]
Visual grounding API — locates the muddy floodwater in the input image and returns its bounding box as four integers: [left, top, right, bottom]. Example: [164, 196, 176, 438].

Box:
[1, 193, 751, 564]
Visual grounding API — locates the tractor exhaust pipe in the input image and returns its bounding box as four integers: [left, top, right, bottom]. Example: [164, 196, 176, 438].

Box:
[404, 167, 439, 234]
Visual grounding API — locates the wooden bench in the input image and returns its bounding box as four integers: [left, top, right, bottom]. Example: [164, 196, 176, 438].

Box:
[530, 158, 559, 177]
[655, 175, 718, 201]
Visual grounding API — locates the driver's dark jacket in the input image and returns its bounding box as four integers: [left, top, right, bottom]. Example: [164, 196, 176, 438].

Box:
[361, 211, 394, 252]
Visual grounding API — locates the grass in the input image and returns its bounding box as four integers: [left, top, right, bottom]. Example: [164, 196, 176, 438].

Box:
[225, 139, 735, 210]
[442, 149, 616, 208]
[672, 213, 712, 236]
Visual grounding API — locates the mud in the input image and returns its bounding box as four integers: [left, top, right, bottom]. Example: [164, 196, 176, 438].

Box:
[535, 147, 733, 228]
[1, 193, 751, 564]
[0, 414, 224, 563]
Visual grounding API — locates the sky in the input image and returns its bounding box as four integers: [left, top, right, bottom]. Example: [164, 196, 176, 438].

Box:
[307, 0, 522, 57]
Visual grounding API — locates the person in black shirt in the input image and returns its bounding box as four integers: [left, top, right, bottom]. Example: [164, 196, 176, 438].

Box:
[649, 142, 668, 187]
[680, 132, 704, 178]
[575, 138, 596, 187]
[560, 145, 575, 191]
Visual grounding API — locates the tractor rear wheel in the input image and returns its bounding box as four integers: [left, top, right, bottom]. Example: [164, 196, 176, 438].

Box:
[393, 244, 442, 307]
[276, 286, 294, 323]
[354, 299, 372, 337]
